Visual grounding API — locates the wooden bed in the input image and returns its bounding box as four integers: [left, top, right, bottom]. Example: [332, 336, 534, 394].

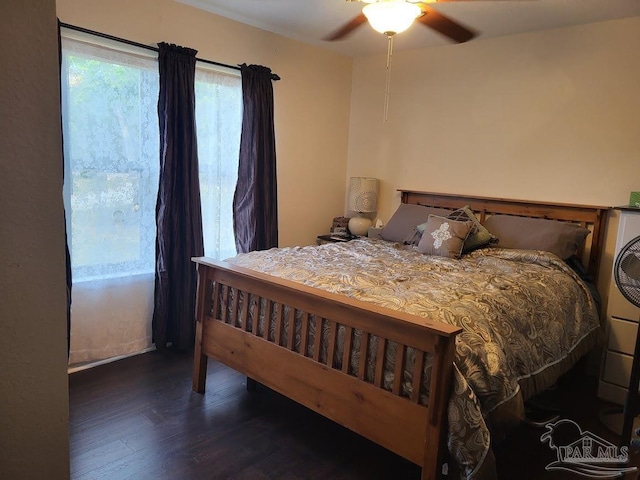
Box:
[191, 190, 609, 480]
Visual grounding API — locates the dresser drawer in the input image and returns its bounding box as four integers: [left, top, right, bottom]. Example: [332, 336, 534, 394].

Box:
[603, 350, 633, 388]
[608, 317, 639, 355]
[598, 380, 628, 406]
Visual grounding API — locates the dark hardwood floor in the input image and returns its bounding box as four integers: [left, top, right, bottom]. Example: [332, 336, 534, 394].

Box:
[69, 351, 640, 480]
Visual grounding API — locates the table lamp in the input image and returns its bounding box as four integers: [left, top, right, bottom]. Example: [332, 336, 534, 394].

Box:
[348, 177, 378, 236]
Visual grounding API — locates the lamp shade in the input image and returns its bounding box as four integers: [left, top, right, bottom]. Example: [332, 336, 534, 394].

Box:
[362, 1, 421, 36]
[348, 177, 378, 213]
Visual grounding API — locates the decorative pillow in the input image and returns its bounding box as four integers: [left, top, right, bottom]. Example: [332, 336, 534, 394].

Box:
[483, 215, 591, 260]
[380, 203, 452, 244]
[417, 215, 474, 258]
[446, 206, 497, 252]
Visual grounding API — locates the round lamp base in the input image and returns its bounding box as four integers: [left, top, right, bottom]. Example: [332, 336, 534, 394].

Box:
[348, 216, 372, 237]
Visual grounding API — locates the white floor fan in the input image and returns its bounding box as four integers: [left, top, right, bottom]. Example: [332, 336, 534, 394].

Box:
[600, 235, 640, 448]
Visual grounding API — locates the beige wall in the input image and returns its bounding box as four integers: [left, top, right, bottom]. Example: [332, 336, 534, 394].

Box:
[0, 0, 70, 478]
[348, 16, 640, 296]
[57, 0, 353, 247]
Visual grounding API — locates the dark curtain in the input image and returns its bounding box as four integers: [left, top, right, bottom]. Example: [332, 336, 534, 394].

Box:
[233, 64, 279, 253]
[58, 20, 72, 357]
[152, 42, 204, 351]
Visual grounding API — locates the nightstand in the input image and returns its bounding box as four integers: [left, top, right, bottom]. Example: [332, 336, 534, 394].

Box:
[316, 234, 354, 245]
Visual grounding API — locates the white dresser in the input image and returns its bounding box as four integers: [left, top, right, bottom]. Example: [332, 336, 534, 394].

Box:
[598, 208, 640, 404]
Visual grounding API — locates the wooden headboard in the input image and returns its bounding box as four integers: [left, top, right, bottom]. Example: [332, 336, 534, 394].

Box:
[399, 190, 610, 280]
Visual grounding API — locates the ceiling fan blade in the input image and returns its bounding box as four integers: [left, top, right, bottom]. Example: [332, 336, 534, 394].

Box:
[417, 4, 476, 43]
[324, 13, 368, 41]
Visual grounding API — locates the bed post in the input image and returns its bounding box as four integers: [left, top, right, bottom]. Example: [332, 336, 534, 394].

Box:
[588, 207, 608, 281]
[422, 335, 457, 480]
[192, 261, 208, 393]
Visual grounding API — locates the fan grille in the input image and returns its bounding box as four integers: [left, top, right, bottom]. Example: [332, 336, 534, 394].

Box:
[614, 235, 640, 308]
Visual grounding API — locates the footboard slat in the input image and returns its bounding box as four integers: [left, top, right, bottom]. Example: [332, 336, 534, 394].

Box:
[326, 320, 337, 368]
[300, 312, 310, 356]
[393, 345, 406, 395]
[212, 282, 221, 322]
[241, 292, 250, 332]
[275, 303, 284, 346]
[251, 295, 259, 335]
[230, 288, 240, 327]
[342, 326, 353, 374]
[358, 332, 369, 381]
[221, 285, 229, 324]
[374, 338, 386, 388]
[411, 350, 425, 404]
[263, 299, 272, 340]
[191, 258, 461, 480]
[286, 308, 295, 350]
[312, 317, 322, 362]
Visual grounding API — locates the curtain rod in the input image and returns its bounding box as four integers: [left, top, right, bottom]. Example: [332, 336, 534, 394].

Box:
[59, 22, 280, 80]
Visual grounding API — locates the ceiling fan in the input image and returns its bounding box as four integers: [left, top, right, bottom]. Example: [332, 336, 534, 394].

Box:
[325, 0, 480, 44]
[326, 0, 502, 121]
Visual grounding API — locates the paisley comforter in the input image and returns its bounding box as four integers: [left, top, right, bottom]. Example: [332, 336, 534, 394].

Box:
[228, 238, 601, 479]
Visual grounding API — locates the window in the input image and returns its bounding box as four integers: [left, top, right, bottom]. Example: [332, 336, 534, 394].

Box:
[195, 67, 242, 260]
[61, 37, 160, 282]
[61, 30, 243, 366]
[61, 35, 242, 282]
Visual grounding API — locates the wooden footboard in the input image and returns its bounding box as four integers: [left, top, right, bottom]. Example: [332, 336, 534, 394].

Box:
[192, 257, 461, 480]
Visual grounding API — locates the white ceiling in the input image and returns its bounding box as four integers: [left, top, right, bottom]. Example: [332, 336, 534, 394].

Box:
[175, 0, 640, 57]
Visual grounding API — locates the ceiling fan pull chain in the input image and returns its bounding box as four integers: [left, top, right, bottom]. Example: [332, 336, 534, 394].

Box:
[384, 33, 394, 123]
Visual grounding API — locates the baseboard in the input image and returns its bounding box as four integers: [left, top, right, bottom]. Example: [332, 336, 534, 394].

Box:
[67, 346, 156, 374]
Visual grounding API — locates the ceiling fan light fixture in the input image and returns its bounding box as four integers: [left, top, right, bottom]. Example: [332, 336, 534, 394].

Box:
[362, 1, 422, 36]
